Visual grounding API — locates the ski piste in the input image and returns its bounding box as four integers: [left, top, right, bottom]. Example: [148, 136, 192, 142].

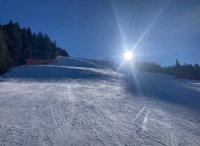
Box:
[0, 57, 200, 146]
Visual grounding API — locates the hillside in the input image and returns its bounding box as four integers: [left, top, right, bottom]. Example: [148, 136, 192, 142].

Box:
[0, 57, 200, 146]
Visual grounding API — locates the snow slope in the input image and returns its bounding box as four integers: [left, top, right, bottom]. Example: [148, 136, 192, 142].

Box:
[0, 57, 200, 146]
[1, 57, 120, 80]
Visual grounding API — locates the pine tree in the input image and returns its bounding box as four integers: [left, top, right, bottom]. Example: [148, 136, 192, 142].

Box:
[175, 59, 181, 75]
[44, 33, 53, 59]
[24, 27, 32, 60]
[0, 26, 11, 74]
[0, 20, 70, 74]
[20, 28, 32, 64]
[3, 21, 22, 66]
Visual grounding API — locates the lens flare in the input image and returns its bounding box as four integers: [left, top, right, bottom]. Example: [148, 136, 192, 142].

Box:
[124, 51, 133, 60]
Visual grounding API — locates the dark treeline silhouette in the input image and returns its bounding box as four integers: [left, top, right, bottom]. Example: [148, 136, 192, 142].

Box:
[0, 20, 69, 74]
[135, 59, 200, 80]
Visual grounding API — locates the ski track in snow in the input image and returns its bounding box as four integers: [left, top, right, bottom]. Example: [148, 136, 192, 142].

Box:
[0, 57, 200, 146]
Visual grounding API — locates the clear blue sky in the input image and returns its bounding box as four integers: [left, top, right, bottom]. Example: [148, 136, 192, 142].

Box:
[1, 0, 200, 66]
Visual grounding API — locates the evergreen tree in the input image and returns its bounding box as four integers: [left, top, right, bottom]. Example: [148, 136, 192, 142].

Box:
[175, 59, 181, 75]
[0, 20, 70, 74]
[0, 26, 11, 74]
[24, 27, 32, 59]
[3, 21, 22, 66]
[44, 33, 53, 59]
[193, 64, 200, 77]
[20, 28, 32, 64]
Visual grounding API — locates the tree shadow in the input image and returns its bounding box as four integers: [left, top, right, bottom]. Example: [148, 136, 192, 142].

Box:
[124, 71, 200, 110]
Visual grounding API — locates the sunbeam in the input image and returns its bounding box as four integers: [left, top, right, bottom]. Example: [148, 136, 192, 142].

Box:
[133, 2, 170, 50]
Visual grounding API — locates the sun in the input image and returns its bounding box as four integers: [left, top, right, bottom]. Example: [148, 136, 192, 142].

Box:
[124, 51, 133, 60]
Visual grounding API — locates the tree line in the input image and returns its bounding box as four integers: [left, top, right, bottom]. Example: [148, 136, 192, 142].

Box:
[135, 59, 200, 79]
[0, 20, 69, 74]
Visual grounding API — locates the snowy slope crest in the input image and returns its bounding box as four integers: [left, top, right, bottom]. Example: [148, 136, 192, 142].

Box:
[1, 57, 124, 81]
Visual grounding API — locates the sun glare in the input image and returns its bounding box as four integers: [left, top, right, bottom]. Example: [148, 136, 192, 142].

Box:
[124, 51, 133, 60]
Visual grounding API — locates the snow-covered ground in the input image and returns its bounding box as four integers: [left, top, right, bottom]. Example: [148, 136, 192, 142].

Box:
[0, 57, 200, 146]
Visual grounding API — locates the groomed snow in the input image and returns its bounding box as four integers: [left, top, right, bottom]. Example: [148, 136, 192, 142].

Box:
[0, 57, 200, 146]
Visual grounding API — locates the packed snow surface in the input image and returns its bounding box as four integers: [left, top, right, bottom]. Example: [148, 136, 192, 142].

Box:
[0, 57, 200, 146]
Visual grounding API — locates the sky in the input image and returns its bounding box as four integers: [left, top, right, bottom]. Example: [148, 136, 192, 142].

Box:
[0, 0, 200, 66]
